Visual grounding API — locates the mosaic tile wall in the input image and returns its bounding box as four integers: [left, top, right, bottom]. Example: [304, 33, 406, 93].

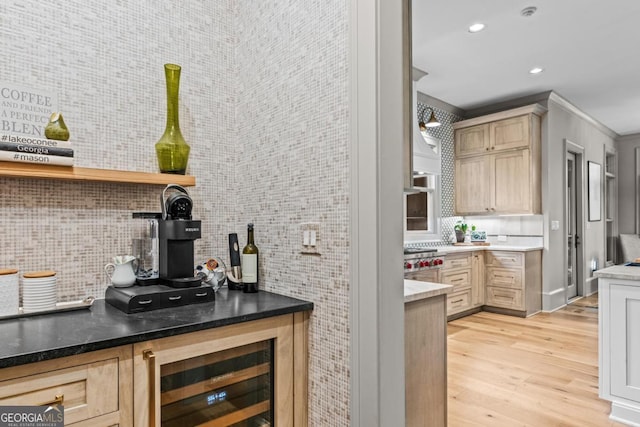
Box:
[415, 101, 463, 246]
[234, 2, 351, 424]
[0, 1, 350, 425]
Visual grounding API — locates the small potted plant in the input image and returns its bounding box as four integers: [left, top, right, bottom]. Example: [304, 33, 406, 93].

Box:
[454, 221, 468, 243]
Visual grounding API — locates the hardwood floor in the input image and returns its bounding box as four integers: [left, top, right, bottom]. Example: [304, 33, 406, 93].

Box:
[447, 296, 625, 426]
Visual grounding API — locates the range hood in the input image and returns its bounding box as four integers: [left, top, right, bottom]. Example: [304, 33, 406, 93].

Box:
[412, 68, 441, 176]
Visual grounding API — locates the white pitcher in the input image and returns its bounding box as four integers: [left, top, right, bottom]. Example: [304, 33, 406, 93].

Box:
[105, 255, 137, 288]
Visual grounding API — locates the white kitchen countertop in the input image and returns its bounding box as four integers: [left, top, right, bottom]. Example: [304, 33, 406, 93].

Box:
[435, 245, 543, 254]
[594, 264, 640, 281]
[404, 279, 452, 303]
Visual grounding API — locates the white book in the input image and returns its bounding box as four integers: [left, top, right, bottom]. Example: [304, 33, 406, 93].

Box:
[0, 150, 74, 166]
[0, 134, 72, 149]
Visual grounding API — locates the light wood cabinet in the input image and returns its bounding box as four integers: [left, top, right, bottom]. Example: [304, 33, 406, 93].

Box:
[471, 252, 485, 307]
[0, 313, 310, 427]
[440, 252, 484, 317]
[484, 250, 541, 317]
[490, 115, 531, 152]
[440, 253, 472, 316]
[405, 293, 447, 426]
[453, 105, 545, 215]
[133, 313, 308, 427]
[455, 115, 531, 158]
[0, 346, 133, 427]
[455, 124, 490, 157]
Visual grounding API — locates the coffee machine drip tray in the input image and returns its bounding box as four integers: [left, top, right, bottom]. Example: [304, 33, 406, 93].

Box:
[165, 277, 202, 288]
[105, 284, 215, 314]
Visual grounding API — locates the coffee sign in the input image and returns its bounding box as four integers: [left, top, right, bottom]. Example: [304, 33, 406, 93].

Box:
[0, 83, 57, 138]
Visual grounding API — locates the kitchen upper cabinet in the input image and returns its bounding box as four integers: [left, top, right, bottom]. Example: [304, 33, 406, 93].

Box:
[455, 115, 531, 158]
[492, 149, 533, 213]
[491, 115, 531, 152]
[455, 124, 490, 157]
[454, 156, 491, 214]
[453, 104, 545, 215]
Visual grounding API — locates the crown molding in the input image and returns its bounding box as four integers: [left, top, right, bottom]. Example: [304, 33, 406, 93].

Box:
[548, 92, 618, 139]
[452, 104, 547, 129]
[616, 133, 640, 143]
[416, 92, 465, 117]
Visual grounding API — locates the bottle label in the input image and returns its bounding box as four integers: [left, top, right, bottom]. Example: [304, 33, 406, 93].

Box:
[241, 254, 258, 283]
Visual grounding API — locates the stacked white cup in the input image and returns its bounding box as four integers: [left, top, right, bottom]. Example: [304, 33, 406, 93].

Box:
[22, 270, 57, 313]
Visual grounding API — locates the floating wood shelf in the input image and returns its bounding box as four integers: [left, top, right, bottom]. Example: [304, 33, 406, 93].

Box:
[0, 161, 195, 186]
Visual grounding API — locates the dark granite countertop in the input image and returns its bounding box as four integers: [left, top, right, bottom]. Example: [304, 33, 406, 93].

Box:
[0, 289, 313, 369]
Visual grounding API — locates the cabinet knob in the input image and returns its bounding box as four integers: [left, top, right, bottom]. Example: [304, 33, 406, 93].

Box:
[491, 146, 495, 150]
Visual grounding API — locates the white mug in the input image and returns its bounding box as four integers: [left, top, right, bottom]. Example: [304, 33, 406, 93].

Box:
[105, 255, 137, 288]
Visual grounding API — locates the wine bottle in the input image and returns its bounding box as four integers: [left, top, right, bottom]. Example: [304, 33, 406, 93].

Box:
[241, 223, 259, 293]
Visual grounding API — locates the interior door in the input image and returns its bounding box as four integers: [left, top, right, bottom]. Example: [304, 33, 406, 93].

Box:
[566, 152, 578, 300]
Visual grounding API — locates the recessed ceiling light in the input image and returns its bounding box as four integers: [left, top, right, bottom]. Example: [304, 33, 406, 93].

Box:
[468, 23, 486, 33]
[529, 67, 544, 74]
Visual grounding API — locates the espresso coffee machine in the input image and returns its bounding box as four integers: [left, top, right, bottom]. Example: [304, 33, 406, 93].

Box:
[158, 184, 202, 287]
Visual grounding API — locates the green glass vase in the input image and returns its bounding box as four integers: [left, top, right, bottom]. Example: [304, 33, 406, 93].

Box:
[155, 64, 190, 174]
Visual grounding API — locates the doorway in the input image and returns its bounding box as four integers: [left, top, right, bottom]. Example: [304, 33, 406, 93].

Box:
[565, 140, 585, 301]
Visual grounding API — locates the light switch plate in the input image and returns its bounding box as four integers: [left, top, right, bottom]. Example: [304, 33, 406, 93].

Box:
[497, 235, 507, 242]
[300, 222, 320, 255]
[551, 220, 560, 231]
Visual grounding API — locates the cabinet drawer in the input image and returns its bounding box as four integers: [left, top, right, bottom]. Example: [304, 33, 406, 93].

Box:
[440, 269, 471, 291]
[486, 251, 524, 268]
[0, 357, 119, 425]
[486, 267, 522, 289]
[486, 286, 524, 310]
[447, 290, 472, 314]
[443, 253, 472, 270]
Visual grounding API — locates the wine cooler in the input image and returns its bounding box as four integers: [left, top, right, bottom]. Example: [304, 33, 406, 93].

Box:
[158, 340, 273, 427]
[134, 314, 305, 427]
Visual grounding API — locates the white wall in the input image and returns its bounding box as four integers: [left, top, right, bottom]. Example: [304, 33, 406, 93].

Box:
[617, 134, 640, 234]
[542, 98, 616, 309]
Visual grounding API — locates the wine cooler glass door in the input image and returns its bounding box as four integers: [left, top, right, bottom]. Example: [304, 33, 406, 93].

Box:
[159, 340, 274, 427]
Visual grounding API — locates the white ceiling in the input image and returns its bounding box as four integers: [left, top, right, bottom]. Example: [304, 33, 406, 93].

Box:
[412, 0, 640, 136]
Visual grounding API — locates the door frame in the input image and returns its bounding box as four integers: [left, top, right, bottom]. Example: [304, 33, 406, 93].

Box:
[349, 0, 407, 424]
[564, 139, 586, 300]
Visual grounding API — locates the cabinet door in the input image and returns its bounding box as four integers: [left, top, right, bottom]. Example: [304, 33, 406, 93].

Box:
[491, 149, 532, 213]
[455, 124, 490, 157]
[471, 252, 484, 307]
[610, 284, 640, 402]
[490, 115, 530, 152]
[455, 156, 491, 215]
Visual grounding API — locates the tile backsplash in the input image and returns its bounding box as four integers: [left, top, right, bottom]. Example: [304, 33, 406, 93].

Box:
[1, 1, 350, 426]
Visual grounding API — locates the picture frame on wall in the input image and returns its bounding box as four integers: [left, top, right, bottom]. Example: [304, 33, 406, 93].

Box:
[588, 161, 601, 222]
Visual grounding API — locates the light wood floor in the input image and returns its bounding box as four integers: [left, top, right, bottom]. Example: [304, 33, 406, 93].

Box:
[447, 296, 625, 427]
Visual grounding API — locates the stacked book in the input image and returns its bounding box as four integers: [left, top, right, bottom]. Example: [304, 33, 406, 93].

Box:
[0, 134, 73, 166]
